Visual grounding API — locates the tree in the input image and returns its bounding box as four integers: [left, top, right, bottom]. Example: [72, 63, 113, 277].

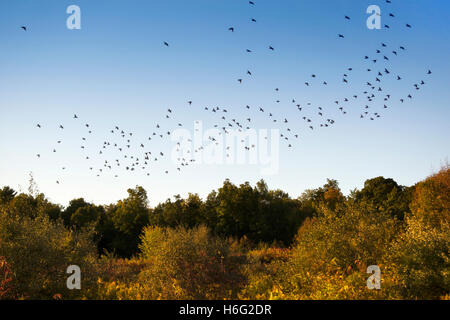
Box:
[62, 198, 90, 227]
[298, 179, 346, 217]
[98, 186, 150, 257]
[0, 186, 16, 205]
[409, 166, 449, 229]
[382, 167, 450, 299]
[353, 177, 412, 220]
[70, 204, 104, 230]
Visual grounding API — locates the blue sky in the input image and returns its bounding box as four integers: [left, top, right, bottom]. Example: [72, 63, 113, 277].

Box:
[0, 0, 449, 206]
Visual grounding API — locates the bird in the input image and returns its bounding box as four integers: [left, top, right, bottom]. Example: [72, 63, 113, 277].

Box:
[228, 27, 234, 32]
[164, 41, 169, 47]
[269, 46, 275, 51]
[338, 34, 344, 38]
[21, 26, 27, 31]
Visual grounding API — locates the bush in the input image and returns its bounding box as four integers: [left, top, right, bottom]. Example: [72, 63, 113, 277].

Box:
[239, 247, 290, 300]
[138, 225, 246, 299]
[242, 204, 400, 300]
[382, 167, 450, 299]
[96, 255, 149, 300]
[0, 209, 99, 299]
[0, 256, 14, 299]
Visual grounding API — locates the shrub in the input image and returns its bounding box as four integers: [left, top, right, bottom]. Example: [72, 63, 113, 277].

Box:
[382, 167, 450, 299]
[138, 225, 246, 299]
[245, 204, 400, 300]
[0, 209, 99, 299]
[0, 257, 14, 299]
[239, 247, 290, 300]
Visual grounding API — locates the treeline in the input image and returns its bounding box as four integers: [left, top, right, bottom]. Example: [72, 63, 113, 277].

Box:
[0, 176, 414, 258]
[0, 167, 448, 300]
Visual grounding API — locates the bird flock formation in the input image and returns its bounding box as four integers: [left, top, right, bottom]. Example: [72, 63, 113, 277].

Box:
[31, 0, 433, 184]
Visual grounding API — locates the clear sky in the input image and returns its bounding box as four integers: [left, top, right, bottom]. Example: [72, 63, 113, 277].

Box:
[0, 0, 449, 206]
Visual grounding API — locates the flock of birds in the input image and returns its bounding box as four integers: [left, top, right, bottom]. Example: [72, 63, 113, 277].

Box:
[29, 0, 432, 184]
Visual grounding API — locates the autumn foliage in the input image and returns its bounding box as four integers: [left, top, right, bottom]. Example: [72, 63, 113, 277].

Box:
[0, 168, 448, 299]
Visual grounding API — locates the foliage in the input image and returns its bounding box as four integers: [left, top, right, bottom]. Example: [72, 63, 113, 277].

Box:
[382, 167, 450, 299]
[96, 187, 150, 257]
[0, 207, 99, 299]
[352, 176, 413, 220]
[0, 169, 448, 300]
[138, 225, 246, 299]
[0, 256, 14, 299]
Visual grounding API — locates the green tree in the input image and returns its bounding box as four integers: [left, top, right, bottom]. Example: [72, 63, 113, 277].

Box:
[353, 177, 412, 220]
[70, 204, 104, 230]
[62, 198, 90, 227]
[0, 186, 16, 205]
[98, 186, 150, 257]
